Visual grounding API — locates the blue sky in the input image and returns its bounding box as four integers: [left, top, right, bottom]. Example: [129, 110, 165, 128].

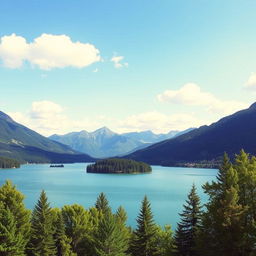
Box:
[0, 0, 256, 135]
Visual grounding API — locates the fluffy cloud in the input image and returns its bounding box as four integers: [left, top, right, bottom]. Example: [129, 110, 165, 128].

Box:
[111, 55, 128, 68]
[117, 111, 205, 134]
[244, 73, 256, 91]
[0, 33, 101, 70]
[8, 100, 206, 136]
[8, 101, 102, 136]
[157, 83, 247, 116]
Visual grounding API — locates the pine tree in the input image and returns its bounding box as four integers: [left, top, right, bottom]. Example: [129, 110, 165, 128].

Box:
[62, 204, 94, 256]
[175, 184, 202, 256]
[131, 196, 157, 256]
[94, 209, 128, 256]
[0, 180, 31, 248]
[115, 206, 131, 254]
[154, 225, 175, 256]
[234, 150, 256, 255]
[198, 154, 245, 256]
[28, 190, 56, 256]
[54, 211, 76, 256]
[0, 205, 27, 256]
[95, 193, 110, 215]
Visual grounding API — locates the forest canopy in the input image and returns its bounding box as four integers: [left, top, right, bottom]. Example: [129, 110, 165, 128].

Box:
[86, 158, 152, 174]
[0, 156, 20, 169]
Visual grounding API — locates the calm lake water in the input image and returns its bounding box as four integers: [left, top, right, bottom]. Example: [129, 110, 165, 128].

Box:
[0, 163, 217, 228]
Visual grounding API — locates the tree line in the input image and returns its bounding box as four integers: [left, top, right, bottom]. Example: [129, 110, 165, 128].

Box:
[1, 150, 256, 255]
[0, 156, 20, 169]
[87, 158, 152, 174]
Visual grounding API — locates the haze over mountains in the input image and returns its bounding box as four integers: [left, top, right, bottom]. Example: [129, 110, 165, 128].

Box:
[49, 127, 194, 158]
[125, 103, 256, 166]
[1, 102, 256, 166]
[0, 111, 94, 163]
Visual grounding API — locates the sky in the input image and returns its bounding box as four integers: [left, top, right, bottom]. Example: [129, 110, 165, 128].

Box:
[0, 0, 256, 136]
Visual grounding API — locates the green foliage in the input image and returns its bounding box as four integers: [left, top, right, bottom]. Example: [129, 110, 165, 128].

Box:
[0, 205, 27, 256]
[154, 225, 175, 256]
[198, 151, 248, 256]
[131, 196, 158, 256]
[52, 209, 76, 256]
[175, 184, 202, 256]
[95, 193, 110, 215]
[28, 190, 56, 256]
[94, 209, 129, 256]
[0, 156, 20, 169]
[2, 149, 256, 256]
[62, 204, 94, 256]
[87, 158, 152, 174]
[0, 180, 31, 250]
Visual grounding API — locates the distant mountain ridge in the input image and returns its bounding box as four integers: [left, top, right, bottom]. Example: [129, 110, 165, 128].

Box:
[49, 127, 194, 158]
[125, 103, 255, 167]
[0, 111, 94, 163]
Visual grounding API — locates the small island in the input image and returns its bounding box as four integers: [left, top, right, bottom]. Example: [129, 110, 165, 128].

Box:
[0, 156, 20, 169]
[50, 164, 64, 168]
[86, 158, 152, 174]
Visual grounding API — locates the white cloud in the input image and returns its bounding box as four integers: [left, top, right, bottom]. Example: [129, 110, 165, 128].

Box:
[8, 100, 206, 136]
[8, 101, 112, 136]
[93, 68, 98, 73]
[0, 33, 101, 70]
[0, 34, 28, 68]
[244, 72, 256, 91]
[117, 111, 205, 134]
[157, 83, 247, 116]
[111, 55, 127, 68]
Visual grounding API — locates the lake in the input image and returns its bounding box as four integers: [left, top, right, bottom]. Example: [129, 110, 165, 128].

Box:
[0, 163, 217, 228]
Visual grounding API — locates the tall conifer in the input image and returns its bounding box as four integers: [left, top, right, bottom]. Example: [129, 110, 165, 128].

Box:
[0, 180, 31, 247]
[0, 205, 27, 255]
[94, 209, 128, 256]
[28, 190, 56, 256]
[131, 196, 157, 256]
[95, 193, 110, 215]
[175, 184, 202, 256]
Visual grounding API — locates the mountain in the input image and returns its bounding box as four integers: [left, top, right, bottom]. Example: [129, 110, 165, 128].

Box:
[125, 104, 255, 167]
[122, 130, 171, 143]
[50, 127, 143, 158]
[0, 111, 94, 163]
[49, 127, 194, 158]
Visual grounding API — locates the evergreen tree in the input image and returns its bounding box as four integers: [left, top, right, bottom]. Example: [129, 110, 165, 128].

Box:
[53, 210, 76, 256]
[28, 190, 56, 256]
[131, 196, 157, 256]
[234, 150, 256, 255]
[95, 193, 110, 215]
[0, 205, 26, 256]
[154, 225, 175, 256]
[0, 180, 31, 247]
[62, 204, 94, 256]
[198, 154, 245, 256]
[115, 206, 131, 254]
[94, 209, 128, 256]
[175, 184, 202, 256]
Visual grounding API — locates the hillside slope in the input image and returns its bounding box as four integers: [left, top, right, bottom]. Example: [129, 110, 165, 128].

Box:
[0, 111, 94, 163]
[125, 103, 255, 166]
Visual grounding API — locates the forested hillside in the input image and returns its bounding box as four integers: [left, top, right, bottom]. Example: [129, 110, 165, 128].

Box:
[0, 156, 20, 168]
[126, 103, 256, 167]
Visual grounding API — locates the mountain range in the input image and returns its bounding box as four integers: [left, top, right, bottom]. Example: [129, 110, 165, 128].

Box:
[125, 103, 256, 167]
[1, 102, 256, 167]
[49, 127, 194, 158]
[0, 111, 94, 163]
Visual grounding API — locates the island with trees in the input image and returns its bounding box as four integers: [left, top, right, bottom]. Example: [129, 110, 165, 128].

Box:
[0, 156, 20, 169]
[86, 158, 152, 174]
